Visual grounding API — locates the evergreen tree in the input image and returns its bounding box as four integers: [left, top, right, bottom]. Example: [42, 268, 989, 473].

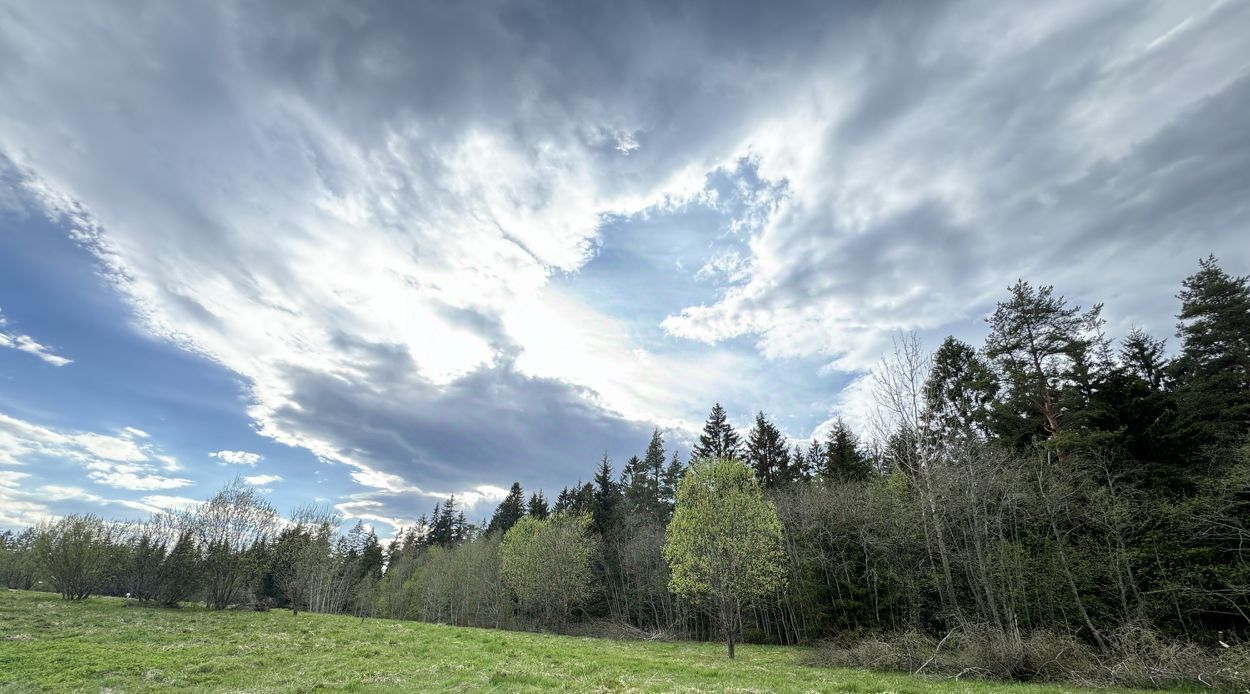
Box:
[923, 336, 998, 444]
[745, 411, 789, 488]
[592, 454, 619, 535]
[358, 529, 384, 582]
[1170, 256, 1250, 448]
[791, 443, 811, 482]
[984, 280, 1104, 452]
[660, 450, 685, 519]
[692, 403, 742, 462]
[428, 497, 460, 547]
[527, 491, 550, 520]
[805, 439, 824, 477]
[823, 418, 871, 481]
[488, 482, 527, 535]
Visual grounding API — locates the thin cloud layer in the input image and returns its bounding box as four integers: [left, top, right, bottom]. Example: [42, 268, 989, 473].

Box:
[0, 309, 71, 367]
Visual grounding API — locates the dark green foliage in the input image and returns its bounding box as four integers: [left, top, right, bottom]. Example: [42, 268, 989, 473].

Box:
[527, 491, 550, 520]
[984, 281, 1104, 452]
[745, 411, 790, 488]
[822, 418, 871, 481]
[692, 403, 741, 462]
[1170, 255, 1250, 449]
[924, 336, 997, 444]
[488, 482, 527, 535]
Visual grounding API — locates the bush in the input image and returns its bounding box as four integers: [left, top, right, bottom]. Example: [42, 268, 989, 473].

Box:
[806, 625, 1248, 689]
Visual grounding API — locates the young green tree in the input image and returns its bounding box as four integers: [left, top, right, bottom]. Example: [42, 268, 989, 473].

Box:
[500, 513, 598, 629]
[32, 514, 118, 600]
[663, 458, 787, 658]
[692, 403, 742, 462]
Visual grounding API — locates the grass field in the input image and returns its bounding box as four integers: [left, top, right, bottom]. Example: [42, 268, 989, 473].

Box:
[0, 590, 1159, 693]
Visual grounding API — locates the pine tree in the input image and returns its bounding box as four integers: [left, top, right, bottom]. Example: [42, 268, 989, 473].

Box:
[745, 411, 789, 488]
[527, 491, 550, 520]
[692, 403, 742, 462]
[1170, 256, 1250, 447]
[488, 482, 527, 535]
[823, 418, 871, 481]
[984, 280, 1104, 453]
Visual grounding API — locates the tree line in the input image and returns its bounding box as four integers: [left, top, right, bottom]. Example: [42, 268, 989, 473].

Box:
[1, 256, 1246, 671]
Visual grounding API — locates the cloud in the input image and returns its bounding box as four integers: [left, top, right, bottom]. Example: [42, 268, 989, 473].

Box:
[0, 412, 191, 491]
[210, 450, 262, 467]
[242, 474, 282, 486]
[0, 0, 1247, 510]
[662, 1, 1250, 379]
[0, 308, 72, 366]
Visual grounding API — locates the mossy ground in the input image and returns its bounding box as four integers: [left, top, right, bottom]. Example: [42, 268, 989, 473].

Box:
[0, 590, 1157, 693]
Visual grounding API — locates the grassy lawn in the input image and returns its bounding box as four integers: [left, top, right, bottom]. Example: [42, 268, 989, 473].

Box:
[0, 590, 1155, 693]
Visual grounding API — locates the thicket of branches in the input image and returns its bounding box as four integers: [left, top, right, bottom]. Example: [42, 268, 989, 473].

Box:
[2, 256, 1247, 687]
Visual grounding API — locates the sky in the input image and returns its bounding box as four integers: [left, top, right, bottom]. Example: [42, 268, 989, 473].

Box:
[1, 0, 1248, 535]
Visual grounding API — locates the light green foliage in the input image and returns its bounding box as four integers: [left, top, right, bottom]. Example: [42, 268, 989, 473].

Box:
[663, 458, 786, 657]
[31, 514, 118, 600]
[0, 590, 1146, 693]
[500, 513, 597, 628]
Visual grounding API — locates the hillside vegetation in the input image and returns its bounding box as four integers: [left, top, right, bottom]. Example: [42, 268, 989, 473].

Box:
[0, 590, 1157, 693]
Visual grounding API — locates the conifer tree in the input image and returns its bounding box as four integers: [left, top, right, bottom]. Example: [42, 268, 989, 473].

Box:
[527, 491, 550, 520]
[823, 418, 871, 481]
[984, 280, 1104, 452]
[745, 411, 789, 488]
[592, 454, 619, 535]
[488, 482, 527, 535]
[1170, 256, 1250, 447]
[923, 336, 998, 444]
[692, 403, 742, 462]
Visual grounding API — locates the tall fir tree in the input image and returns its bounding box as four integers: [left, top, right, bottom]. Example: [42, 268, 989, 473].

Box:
[1170, 256, 1250, 448]
[659, 450, 685, 522]
[692, 403, 742, 462]
[527, 491, 550, 520]
[823, 418, 872, 481]
[923, 336, 998, 445]
[592, 454, 619, 535]
[488, 482, 527, 535]
[745, 411, 790, 488]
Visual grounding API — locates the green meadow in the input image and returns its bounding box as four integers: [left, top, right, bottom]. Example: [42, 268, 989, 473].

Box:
[0, 590, 1162, 693]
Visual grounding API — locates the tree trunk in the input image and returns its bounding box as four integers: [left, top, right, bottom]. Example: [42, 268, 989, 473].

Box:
[727, 633, 735, 659]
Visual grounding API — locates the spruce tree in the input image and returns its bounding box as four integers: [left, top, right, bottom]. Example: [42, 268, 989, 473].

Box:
[660, 450, 685, 520]
[823, 418, 871, 481]
[923, 336, 998, 444]
[592, 454, 619, 535]
[1170, 256, 1250, 447]
[692, 403, 742, 462]
[745, 411, 789, 488]
[488, 482, 527, 535]
[527, 491, 550, 520]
